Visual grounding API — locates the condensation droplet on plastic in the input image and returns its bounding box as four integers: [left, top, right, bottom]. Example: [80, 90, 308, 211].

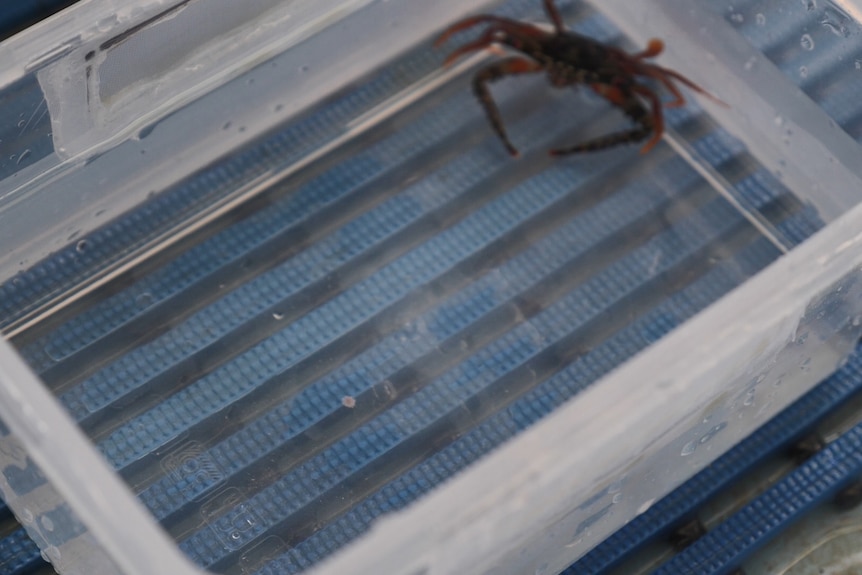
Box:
[16, 119, 25, 128]
[729, 12, 744, 23]
[821, 8, 850, 37]
[637, 498, 657, 514]
[272, 311, 284, 320]
[756, 373, 766, 384]
[76, 239, 89, 253]
[801, 0, 816, 10]
[744, 389, 756, 406]
[756, 13, 766, 26]
[774, 115, 784, 127]
[800, 34, 814, 51]
[612, 492, 623, 504]
[40, 515, 55, 532]
[699, 423, 727, 445]
[744, 57, 756, 71]
[681, 440, 697, 456]
[18, 508, 33, 524]
[16, 149, 31, 165]
[566, 537, 584, 549]
[799, 66, 809, 78]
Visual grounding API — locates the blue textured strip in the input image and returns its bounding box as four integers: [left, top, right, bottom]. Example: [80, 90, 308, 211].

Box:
[249, 235, 780, 574]
[655, 409, 862, 575]
[0, 528, 42, 575]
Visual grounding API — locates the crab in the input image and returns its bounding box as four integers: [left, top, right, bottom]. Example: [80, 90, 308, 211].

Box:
[435, 0, 725, 156]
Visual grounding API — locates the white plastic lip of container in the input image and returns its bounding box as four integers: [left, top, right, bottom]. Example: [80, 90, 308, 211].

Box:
[1, 1, 862, 575]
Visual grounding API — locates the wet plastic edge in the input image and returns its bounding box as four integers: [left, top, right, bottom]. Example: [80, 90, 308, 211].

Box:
[0, 335, 206, 575]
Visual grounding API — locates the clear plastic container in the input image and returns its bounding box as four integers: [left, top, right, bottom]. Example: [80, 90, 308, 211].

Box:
[2, 1, 862, 574]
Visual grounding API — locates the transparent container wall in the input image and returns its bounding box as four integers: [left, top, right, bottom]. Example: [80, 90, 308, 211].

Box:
[0, 414, 125, 575]
[2, 1, 862, 575]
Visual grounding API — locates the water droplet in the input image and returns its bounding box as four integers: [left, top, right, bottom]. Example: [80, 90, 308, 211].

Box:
[76, 239, 89, 253]
[40, 515, 55, 531]
[612, 492, 623, 504]
[17, 119, 25, 128]
[801, 0, 816, 11]
[744, 57, 756, 71]
[800, 34, 815, 51]
[681, 440, 697, 456]
[756, 373, 766, 384]
[699, 423, 727, 445]
[729, 12, 744, 23]
[18, 508, 33, 523]
[743, 389, 756, 406]
[272, 311, 284, 320]
[774, 115, 785, 127]
[16, 149, 31, 165]
[799, 65, 809, 78]
[756, 13, 767, 26]
[637, 498, 657, 514]
[821, 7, 850, 37]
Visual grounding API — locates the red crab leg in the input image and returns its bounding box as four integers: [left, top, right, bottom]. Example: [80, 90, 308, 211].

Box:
[654, 66, 729, 108]
[543, 0, 566, 33]
[633, 38, 665, 60]
[434, 15, 545, 48]
[631, 84, 665, 154]
[473, 57, 544, 157]
[550, 84, 656, 155]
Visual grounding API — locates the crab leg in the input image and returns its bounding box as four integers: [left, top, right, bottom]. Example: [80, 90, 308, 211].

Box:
[473, 57, 544, 157]
[632, 38, 665, 60]
[543, 0, 566, 33]
[631, 84, 665, 153]
[435, 15, 545, 48]
[551, 84, 659, 155]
